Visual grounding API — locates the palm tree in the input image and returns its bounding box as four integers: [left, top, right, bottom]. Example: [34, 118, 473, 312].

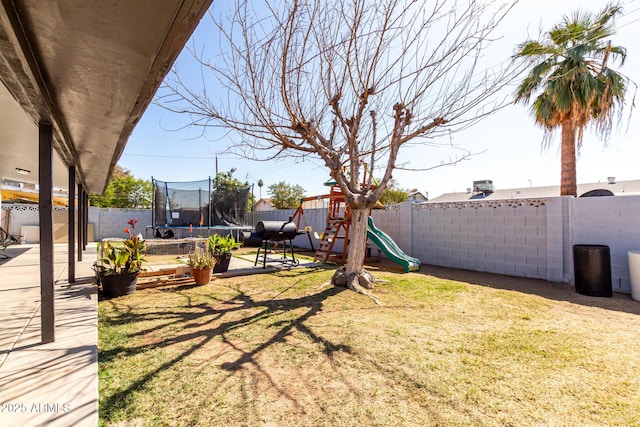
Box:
[514, 2, 628, 196]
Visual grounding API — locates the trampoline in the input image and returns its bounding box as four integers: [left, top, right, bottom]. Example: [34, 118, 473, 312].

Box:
[145, 224, 251, 240]
[151, 177, 252, 239]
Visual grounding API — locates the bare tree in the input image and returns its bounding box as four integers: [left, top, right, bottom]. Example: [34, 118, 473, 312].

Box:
[160, 0, 521, 298]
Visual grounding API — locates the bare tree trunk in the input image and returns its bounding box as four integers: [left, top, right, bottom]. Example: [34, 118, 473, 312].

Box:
[560, 119, 577, 197]
[331, 207, 380, 303]
[346, 207, 368, 273]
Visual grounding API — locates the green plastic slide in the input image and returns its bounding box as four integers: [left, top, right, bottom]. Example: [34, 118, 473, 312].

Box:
[366, 216, 420, 273]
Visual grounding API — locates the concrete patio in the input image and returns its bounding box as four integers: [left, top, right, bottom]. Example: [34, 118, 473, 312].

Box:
[0, 244, 98, 427]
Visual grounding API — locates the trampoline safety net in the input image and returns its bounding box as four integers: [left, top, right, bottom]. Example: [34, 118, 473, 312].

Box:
[153, 178, 250, 227]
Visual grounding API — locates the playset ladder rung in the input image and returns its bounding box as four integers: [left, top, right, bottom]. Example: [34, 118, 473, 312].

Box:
[314, 220, 343, 263]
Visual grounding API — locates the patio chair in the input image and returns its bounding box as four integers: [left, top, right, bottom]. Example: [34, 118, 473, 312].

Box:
[0, 226, 21, 259]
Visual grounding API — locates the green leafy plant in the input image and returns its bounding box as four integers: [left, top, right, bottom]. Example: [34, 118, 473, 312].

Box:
[97, 219, 147, 276]
[186, 248, 216, 270]
[89, 165, 153, 208]
[208, 234, 240, 255]
[267, 181, 306, 209]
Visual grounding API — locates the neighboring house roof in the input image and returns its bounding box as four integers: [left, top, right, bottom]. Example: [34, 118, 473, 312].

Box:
[429, 179, 640, 203]
[407, 190, 428, 202]
[301, 198, 329, 209]
[254, 198, 276, 210]
[254, 197, 329, 210]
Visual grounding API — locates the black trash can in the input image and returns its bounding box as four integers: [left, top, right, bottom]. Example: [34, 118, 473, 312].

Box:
[573, 244, 612, 297]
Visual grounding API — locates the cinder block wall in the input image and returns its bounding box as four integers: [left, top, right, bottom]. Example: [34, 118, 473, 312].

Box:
[251, 209, 296, 224]
[571, 196, 640, 292]
[2, 205, 41, 236]
[371, 196, 640, 293]
[6, 195, 640, 292]
[89, 207, 152, 241]
[404, 202, 548, 279]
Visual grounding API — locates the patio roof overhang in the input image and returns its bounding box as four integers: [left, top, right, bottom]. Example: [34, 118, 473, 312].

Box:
[0, 0, 212, 193]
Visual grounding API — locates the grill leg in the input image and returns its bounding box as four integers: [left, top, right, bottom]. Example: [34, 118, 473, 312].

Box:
[289, 239, 295, 264]
[263, 240, 268, 269]
[254, 244, 261, 266]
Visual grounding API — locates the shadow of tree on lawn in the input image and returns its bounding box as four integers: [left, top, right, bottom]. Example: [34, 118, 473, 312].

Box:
[420, 264, 640, 316]
[99, 279, 347, 421]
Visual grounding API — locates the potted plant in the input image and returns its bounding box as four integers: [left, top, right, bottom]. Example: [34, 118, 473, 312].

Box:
[96, 219, 146, 298]
[208, 234, 240, 273]
[186, 248, 216, 285]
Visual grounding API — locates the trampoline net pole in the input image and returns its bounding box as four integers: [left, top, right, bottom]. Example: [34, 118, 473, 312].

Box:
[151, 177, 155, 232]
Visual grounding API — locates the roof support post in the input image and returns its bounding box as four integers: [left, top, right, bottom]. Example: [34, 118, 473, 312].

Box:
[39, 122, 55, 344]
[151, 177, 155, 235]
[77, 183, 83, 262]
[68, 166, 75, 283]
[83, 189, 88, 250]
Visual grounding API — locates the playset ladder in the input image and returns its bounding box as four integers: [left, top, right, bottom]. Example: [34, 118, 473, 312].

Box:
[314, 219, 341, 263]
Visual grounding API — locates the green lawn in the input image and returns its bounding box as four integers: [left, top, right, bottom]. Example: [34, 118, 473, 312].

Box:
[98, 266, 640, 426]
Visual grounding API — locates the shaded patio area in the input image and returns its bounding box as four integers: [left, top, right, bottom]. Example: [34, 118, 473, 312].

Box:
[0, 244, 97, 427]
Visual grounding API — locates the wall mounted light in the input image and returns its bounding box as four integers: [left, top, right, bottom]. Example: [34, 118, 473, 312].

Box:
[15, 167, 31, 175]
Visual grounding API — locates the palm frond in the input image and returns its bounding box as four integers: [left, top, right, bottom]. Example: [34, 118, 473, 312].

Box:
[513, 1, 628, 150]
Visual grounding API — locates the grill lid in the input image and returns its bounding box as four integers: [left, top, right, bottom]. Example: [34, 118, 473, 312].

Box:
[255, 220, 299, 240]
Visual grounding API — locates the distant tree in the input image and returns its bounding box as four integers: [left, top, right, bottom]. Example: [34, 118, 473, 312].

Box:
[110, 164, 130, 180]
[257, 179, 264, 200]
[268, 181, 306, 209]
[213, 168, 247, 193]
[89, 166, 152, 208]
[514, 2, 631, 196]
[160, 0, 520, 297]
[212, 168, 254, 212]
[378, 180, 408, 205]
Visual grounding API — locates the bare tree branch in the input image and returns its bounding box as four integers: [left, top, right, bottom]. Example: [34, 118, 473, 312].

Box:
[157, 0, 523, 284]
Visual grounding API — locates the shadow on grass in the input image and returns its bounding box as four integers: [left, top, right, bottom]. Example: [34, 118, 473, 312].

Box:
[99, 278, 347, 422]
[420, 263, 640, 315]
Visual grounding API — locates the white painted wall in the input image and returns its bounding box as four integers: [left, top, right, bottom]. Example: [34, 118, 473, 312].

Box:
[370, 196, 640, 293]
[2, 205, 152, 241]
[405, 201, 548, 279]
[570, 196, 640, 292]
[88, 207, 152, 240]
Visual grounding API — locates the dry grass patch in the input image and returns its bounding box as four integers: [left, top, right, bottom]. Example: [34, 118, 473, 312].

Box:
[99, 266, 640, 426]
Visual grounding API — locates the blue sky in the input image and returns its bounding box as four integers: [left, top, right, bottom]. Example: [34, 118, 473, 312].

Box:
[119, 0, 640, 199]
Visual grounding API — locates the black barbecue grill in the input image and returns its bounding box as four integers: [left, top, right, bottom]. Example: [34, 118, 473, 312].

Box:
[252, 219, 304, 268]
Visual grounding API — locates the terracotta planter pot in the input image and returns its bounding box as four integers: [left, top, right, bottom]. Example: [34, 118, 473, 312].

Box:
[100, 271, 138, 298]
[192, 267, 213, 285]
[213, 253, 232, 273]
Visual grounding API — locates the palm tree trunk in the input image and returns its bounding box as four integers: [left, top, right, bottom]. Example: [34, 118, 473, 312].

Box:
[560, 119, 578, 196]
